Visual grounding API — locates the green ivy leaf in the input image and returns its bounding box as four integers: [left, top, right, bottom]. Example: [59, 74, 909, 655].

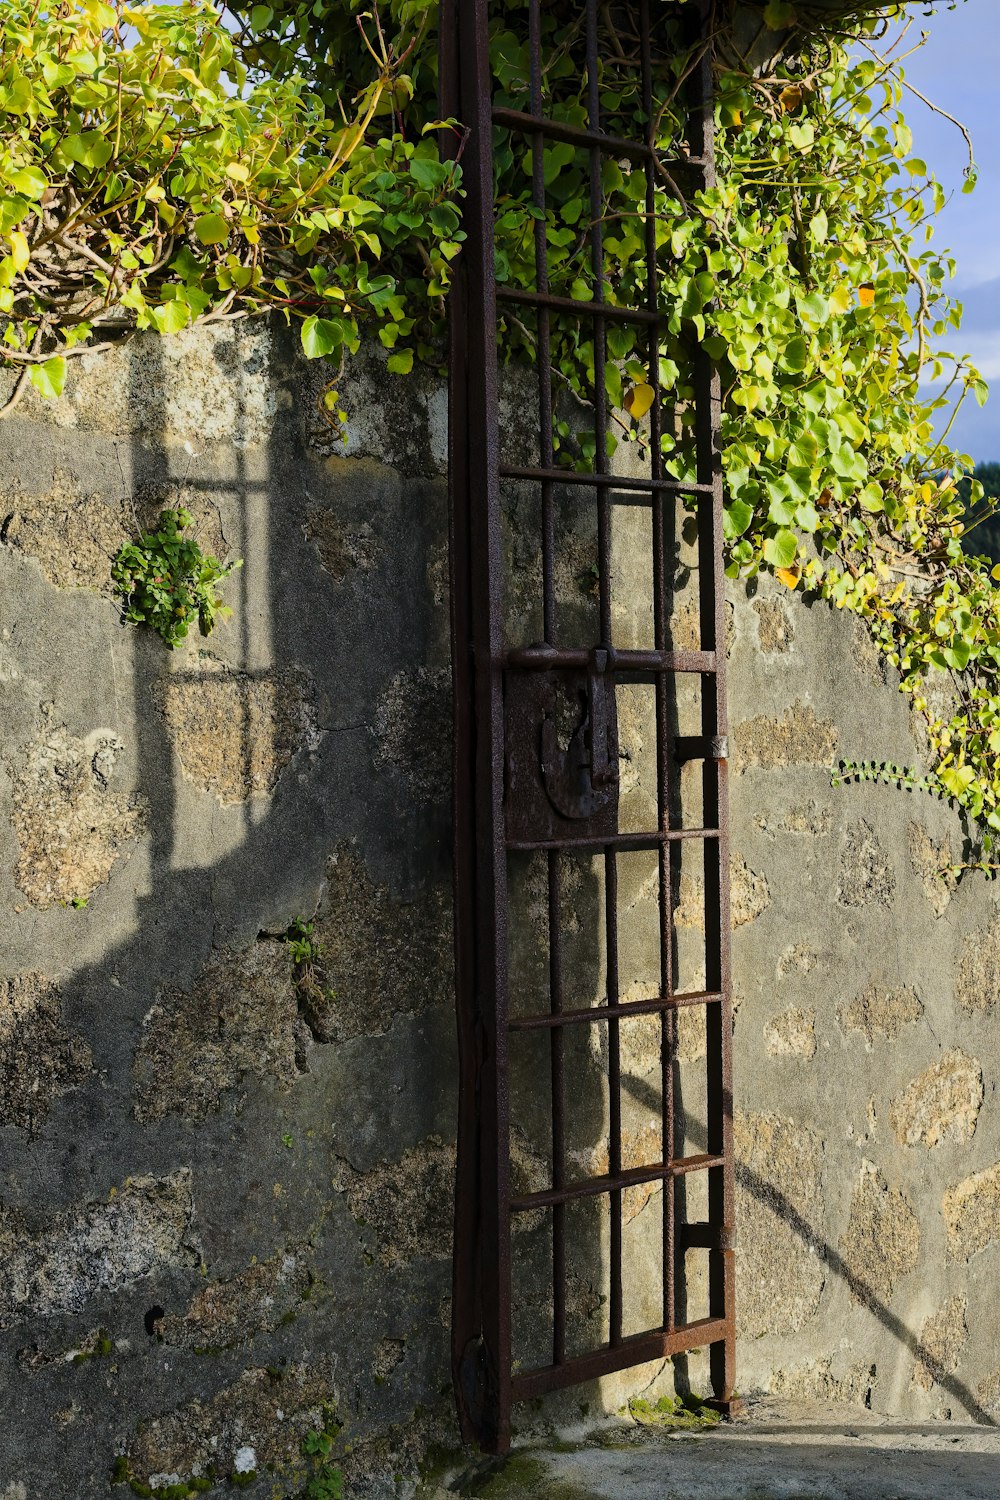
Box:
[28, 356, 67, 400]
[300, 316, 343, 359]
[193, 213, 230, 246]
[723, 499, 754, 539]
[762, 530, 798, 570]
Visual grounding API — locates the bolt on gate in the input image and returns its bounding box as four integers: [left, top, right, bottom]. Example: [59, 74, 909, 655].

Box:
[443, 0, 736, 1453]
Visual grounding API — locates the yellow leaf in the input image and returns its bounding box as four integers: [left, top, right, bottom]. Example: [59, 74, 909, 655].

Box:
[857, 284, 876, 308]
[625, 382, 655, 421]
[9, 231, 29, 272]
[779, 84, 804, 114]
[775, 566, 801, 589]
[225, 161, 250, 183]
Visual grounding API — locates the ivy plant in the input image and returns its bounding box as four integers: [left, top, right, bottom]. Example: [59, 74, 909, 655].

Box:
[0, 0, 462, 419]
[111, 507, 241, 648]
[3, 0, 999, 856]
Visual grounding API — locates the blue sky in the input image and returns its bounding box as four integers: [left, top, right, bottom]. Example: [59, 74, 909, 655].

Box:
[887, 1, 1000, 459]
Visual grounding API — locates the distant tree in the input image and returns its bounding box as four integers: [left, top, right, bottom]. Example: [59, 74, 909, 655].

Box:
[961, 463, 1000, 565]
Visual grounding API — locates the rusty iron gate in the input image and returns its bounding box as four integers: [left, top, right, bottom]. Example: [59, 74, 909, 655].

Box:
[443, 0, 736, 1453]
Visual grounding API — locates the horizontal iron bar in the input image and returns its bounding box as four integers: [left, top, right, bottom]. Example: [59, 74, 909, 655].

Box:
[497, 286, 660, 326]
[500, 465, 715, 496]
[509, 990, 722, 1032]
[681, 1221, 737, 1252]
[675, 734, 729, 763]
[504, 644, 715, 673]
[507, 828, 720, 853]
[491, 106, 708, 174]
[511, 1316, 730, 1402]
[510, 1153, 725, 1212]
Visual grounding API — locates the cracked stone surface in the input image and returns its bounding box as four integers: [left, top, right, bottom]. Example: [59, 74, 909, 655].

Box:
[889, 1050, 983, 1149]
[839, 1163, 920, 1307]
[837, 984, 924, 1048]
[734, 1112, 825, 1338]
[0, 1171, 197, 1328]
[0, 971, 93, 1130]
[153, 655, 318, 804]
[133, 940, 311, 1122]
[9, 721, 144, 908]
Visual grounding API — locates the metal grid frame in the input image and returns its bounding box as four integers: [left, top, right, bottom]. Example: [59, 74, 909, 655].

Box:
[444, 0, 736, 1454]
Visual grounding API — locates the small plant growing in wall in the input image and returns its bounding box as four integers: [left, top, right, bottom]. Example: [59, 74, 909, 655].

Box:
[111, 509, 241, 649]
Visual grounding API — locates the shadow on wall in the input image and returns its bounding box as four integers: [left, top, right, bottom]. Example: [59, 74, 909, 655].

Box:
[623, 1069, 996, 1427]
[0, 325, 996, 1500]
[0, 324, 460, 1495]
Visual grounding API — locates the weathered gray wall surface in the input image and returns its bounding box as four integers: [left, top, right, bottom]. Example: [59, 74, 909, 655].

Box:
[0, 327, 996, 1498]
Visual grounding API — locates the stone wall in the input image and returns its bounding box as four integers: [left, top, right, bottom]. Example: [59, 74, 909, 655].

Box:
[0, 326, 996, 1499]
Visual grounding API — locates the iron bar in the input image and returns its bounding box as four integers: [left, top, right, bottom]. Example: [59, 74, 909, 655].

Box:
[547, 847, 567, 1367]
[491, 105, 709, 170]
[497, 286, 662, 327]
[507, 828, 720, 853]
[445, 0, 512, 1454]
[510, 1154, 726, 1214]
[511, 1317, 729, 1402]
[508, 989, 722, 1032]
[690, 0, 737, 1413]
[500, 465, 715, 496]
[504, 644, 715, 672]
[447, 0, 734, 1449]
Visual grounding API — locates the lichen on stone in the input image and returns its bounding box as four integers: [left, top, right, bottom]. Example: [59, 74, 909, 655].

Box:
[837, 983, 923, 1049]
[731, 701, 837, 775]
[133, 940, 311, 1122]
[0, 1171, 197, 1328]
[373, 665, 451, 802]
[911, 1294, 968, 1393]
[907, 822, 957, 918]
[836, 819, 895, 908]
[154, 1243, 314, 1349]
[124, 1361, 333, 1490]
[153, 655, 317, 805]
[298, 846, 451, 1044]
[0, 971, 93, 1130]
[734, 1111, 825, 1338]
[753, 598, 794, 653]
[889, 1050, 983, 1149]
[754, 800, 832, 837]
[777, 943, 818, 978]
[1, 474, 127, 593]
[9, 722, 144, 908]
[333, 1136, 456, 1268]
[978, 1367, 1000, 1418]
[942, 1161, 1000, 1263]
[768, 1356, 876, 1406]
[372, 1338, 406, 1383]
[956, 911, 1000, 1016]
[730, 854, 770, 929]
[304, 505, 380, 582]
[764, 1006, 817, 1060]
[839, 1162, 920, 1308]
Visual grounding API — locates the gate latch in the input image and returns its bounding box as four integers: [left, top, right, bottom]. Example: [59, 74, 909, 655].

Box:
[505, 651, 620, 843]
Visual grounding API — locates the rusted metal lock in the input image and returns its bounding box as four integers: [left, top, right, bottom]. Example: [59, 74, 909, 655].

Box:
[504, 649, 619, 844]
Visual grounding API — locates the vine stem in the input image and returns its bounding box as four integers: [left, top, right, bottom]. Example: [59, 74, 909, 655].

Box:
[0, 326, 44, 419]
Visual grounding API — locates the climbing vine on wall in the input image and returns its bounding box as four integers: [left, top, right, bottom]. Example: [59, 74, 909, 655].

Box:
[2, 1, 998, 851]
[0, 0, 461, 416]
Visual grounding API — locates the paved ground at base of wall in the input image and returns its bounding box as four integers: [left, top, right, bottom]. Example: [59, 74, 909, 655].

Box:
[427, 1399, 1000, 1500]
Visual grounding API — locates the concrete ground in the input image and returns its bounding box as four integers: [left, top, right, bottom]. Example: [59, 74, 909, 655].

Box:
[427, 1399, 1000, 1500]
